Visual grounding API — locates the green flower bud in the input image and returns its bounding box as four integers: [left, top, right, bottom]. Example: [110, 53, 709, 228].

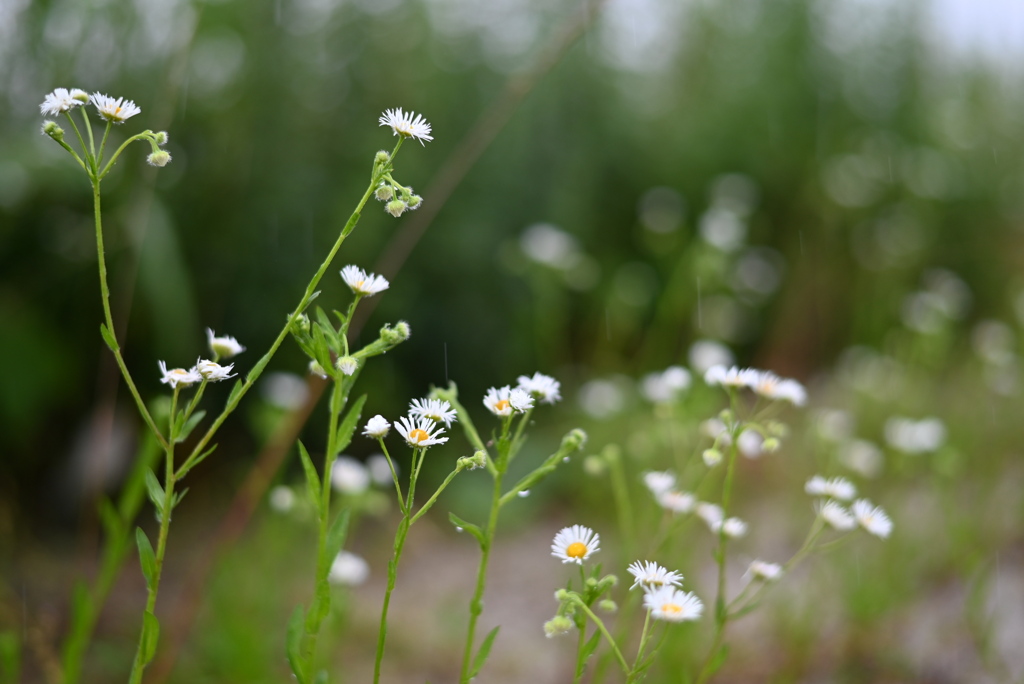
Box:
[71, 90, 89, 103]
[375, 150, 390, 164]
[291, 313, 311, 335]
[543, 616, 574, 638]
[407, 194, 423, 210]
[582, 455, 606, 477]
[702, 448, 723, 467]
[762, 437, 780, 453]
[457, 451, 488, 471]
[561, 428, 588, 452]
[154, 131, 169, 146]
[147, 150, 172, 167]
[598, 599, 617, 614]
[335, 355, 358, 376]
[309, 360, 328, 379]
[375, 184, 394, 202]
[385, 199, 407, 217]
[41, 120, 64, 141]
[554, 588, 572, 602]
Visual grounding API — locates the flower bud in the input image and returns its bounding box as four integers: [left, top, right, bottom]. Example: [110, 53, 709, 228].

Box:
[702, 448, 723, 467]
[147, 150, 172, 167]
[41, 120, 64, 141]
[561, 428, 588, 452]
[457, 451, 488, 471]
[374, 184, 394, 202]
[582, 455, 606, 477]
[336, 355, 358, 376]
[761, 437, 780, 453]
[598, 599, 617, 614]
[554, 588, 572, 602]
[407, 194, 423, 210]
[381, 321, 411, 345]
[375, 150, 390, 164]
[543, 616, 574, 638]
[309, 360, 328, 379]
[71, 90, 89, 103]
[291, 313, 311, 335]
[154, 131, 169, 146]
[385, 199, 407, 217]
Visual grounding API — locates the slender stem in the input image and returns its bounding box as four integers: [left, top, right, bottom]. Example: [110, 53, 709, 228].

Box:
[572, 599, 629, 675]
[97, 122, 112, 170]
[63, 111, 92, 173]
[628, 611, 653, 679]
[573, 624, 588, 684]
[377, 438, 406, 514]
[607, 446, 635, 559]
[459, 469, 504, 684]
[409, 466, 462, 525]
[98, 133, 150, 180]
[80, 107, 96, 163]
[91, 179, 170, 451]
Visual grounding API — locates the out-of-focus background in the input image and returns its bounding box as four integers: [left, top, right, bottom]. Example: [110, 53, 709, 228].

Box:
[2, 0, 1023, 682]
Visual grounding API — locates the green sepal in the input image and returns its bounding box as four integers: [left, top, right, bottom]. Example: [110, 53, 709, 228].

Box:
[175, 410, 206, 443]
[99, 322, 118, 351]
[449, 512, 485, 547]
[143, 470, 165, 520]
[297, 441, 322, 516]
[469, 626, 500, 679]
[140, 611, 160, 665]
[321, 509, 351, 580]
[285, 605, 307, 684]
[135, 528, 158, 591]
[334, 394, 366, 455]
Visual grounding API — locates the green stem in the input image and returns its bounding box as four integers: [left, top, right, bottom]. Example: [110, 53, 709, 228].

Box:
[409, 466, 462, 526]
[63, 111, 92, 173]
[91, 179, 170, 452]
[607, 446, 635, 559]
[459, 469, 504, 684]
[80, 106, 96, 163]
[627, 611, 653, 681]
[573, 623, 588, 684]
[573, 599, 629, 675]
[97, 133, 150, 179]
[377, 438, 406, 514]
[97, 122, 112, 171]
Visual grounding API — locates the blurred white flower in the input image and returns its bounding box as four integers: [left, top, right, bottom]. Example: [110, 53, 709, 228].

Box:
[884, 416, 946, 454]
[328, 551, 370, 586]
[747, 560, 782, 582]
[737, 429, 763, 459]
[852, 499, 893, 539]
[331, 456, 370, 495]
[158, 360, 201, 388]
[551, 524, 600, 565]
[688, 339, 734, 375]
[658, 490, 696, 514]
[696, 502, 724, 531]
[206, 328, 246, 359]
[628, 560, 683, 591]
[379, 107, 433, 144]
[517, 372, 562, 404]
[520, 223, 580, 269]
[269, 485, 295, 513]
[819, 501, 856, 530]
[839, 439, 884, 478]
[804, 475, 857, 501]
[640, 366, 692, 403]
[260, 373, 309, 410]
[577, 378, 627, 418]
[367, 453, 397, 486]
[643, 586, 703, 622]
[643, 471, 676, 496]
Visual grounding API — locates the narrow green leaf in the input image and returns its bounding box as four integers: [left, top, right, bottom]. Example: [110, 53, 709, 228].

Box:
[314, 307, 339, 352]
[175, 410, 207, 443]
[69, 581, 92, 634]
[322, 509, 351, 580]
[171, 487, 190, 510]
[307, 290, 321, 303]
[707, 643, 729, 677]
[135, 528, 158, 591]
[144, 470, 165, 517]
[334, 395, 366, 455]
[470, 626, 500, 678]
[140, 611, 160, 665]
[98, 322, 118, 351]
[176, 444, 217, 479]
[227, 380, 244, 407]
[448, 512, 485, 547]
[332, 309, 348, 328]
[286, 605, 307, 684]
[98, 497, 122, 539]
[310, 324, 333, 370]
[581, 629, 601, 660]
[297, 442, 322, 515]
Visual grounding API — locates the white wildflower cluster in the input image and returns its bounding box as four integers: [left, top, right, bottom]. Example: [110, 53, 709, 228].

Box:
[640, 366, 692, 403]
[704, 365, 806, 406]
[806, 475, 892, 538]
[642, 470, 745, 536]
[627, 560, 703, 623]
[361, 395, 458, 449]
[157, 329, 244, 388]
[373, 108, 431, 217]
[884, 416, 946, 454]
[484, 371, 560, 417]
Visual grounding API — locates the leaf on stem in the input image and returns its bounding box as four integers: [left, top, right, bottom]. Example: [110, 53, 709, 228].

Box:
[176, 444, 218, 480]
[98, 496, 122, 538]
[98, 323, 118, 351]
[135, 528, 158, 591]
[581, 630, 601, 661]
[448, 512, 485, 547]
[469, 626, 500, 679]
[310, 324, 333, 371]
[297, 441, 322, 516]
[171, 487, 189, 511]
[227, 380, 244, 407]
[314, 307, 340, 352]
[335, 395, 367, 455]
[143, 470, 165, 521]
[321, 509, 351, 581]
[175, 410, 207, 443]
[140, 611, 160, 665]
[286, 605, 308, 684]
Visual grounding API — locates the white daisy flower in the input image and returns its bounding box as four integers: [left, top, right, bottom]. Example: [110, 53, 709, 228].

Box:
[409, 398, 458, 426]
[331, 456, 370, 495]
[851, 499, 893, 539]
[747, 560, 783, 582]
[657, 490, 696, 514]
[703, 365, 748, 388]
[551, 524, 600, 564]
[643, 586, 703, 622]
[483, 386, 532, 416]
[196, 359, 236, 382]
[720, 517, 748, 538]
[516, 372, 562, 404]
[89, 93, 141, 123]
[643, 470, 676, 496]
[39, 88, 87, 116]
[696, 502, 724, 530]
[395, 415, 448, 448]
[340, 265, 389, 296]
[819, 500, 856, 530]
[804, 475, 857, 501]
[627, 560, 684, 591]
[328, 550, 370, 586]
[363, 415, 391, 439]
[379, 107, 433, 145]
[206, 328, 245, 359]
[158, 360, 201, 388]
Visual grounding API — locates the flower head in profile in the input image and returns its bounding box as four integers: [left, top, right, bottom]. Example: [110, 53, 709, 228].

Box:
[90, 93, 141, 124]
[643, 586, 703, 622]
[517, 372, 562, 404]
[703, 365, 748, 388]
[695, 502, 724, 530]
[805, 475, 857, 501]
[746, 560, 783, 582]
[409, 398, 458, 426]
[551, 524, 600, 565]
[746, 370, 807, 406]
[340, 265, 389, 296]
[158, 360, 201, 388]
[643, 471, 676, 496]
[40, 88, 88, 116]
[819, 500, 856, 530]
[395, 415, 448, 448]
[627, 561, 683, 591]
[206, 328, 245, 359]
[851, 499, 893, 538]
[379, 107, 433, 145]
[196, 359, 236, 382]
[363, 415, 391, 439]
[657, 490, 696, 514]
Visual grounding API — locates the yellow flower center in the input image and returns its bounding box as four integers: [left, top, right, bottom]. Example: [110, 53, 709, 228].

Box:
[170, 369, 188, 376]
[409, 428, 430, 443]
[494, 399, 510, 412]
[566, 542, 587, 559]
[662, 602, 682, 614]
